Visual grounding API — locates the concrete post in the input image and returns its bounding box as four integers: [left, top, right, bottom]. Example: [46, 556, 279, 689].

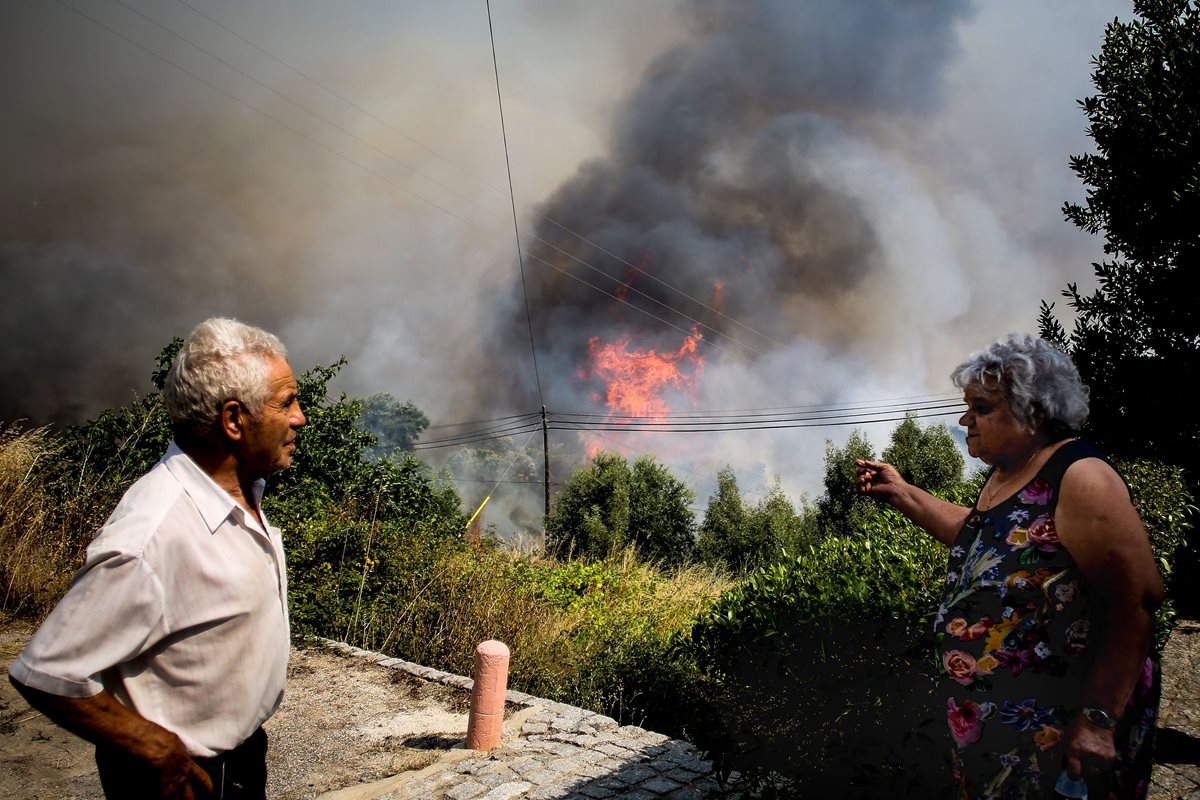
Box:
[465, 640, 510, 751]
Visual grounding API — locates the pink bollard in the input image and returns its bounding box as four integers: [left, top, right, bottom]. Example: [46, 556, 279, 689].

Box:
[465, 639, 510, 751]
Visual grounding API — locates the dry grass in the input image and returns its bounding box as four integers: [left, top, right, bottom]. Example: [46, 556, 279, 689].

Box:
[0, 426, 86, 618]
[343, 542, 732, 721]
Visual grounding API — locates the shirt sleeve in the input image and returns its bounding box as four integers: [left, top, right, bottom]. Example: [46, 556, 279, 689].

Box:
[8, 550, 166, 697]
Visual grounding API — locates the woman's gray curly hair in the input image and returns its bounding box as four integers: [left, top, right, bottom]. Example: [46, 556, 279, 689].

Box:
[951, 333, 1089, 438]
[163, 317, 288, 435]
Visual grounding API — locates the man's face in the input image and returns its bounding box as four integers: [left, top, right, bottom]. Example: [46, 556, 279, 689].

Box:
[237, 355, 305, 478]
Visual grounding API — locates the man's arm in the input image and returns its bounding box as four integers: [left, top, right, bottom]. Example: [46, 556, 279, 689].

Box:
[9, 676, 213, 800]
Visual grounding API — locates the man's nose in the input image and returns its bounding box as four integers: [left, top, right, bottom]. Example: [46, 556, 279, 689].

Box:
[293, 406, 307, 427]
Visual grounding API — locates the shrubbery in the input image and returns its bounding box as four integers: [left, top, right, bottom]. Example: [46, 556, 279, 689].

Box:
[683, 505, 952, 797]
[544, 452, 695, 567]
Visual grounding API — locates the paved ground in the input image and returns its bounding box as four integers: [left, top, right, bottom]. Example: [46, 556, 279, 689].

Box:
[1150, 618, 1200, 800]
[319, 640, 728, 800]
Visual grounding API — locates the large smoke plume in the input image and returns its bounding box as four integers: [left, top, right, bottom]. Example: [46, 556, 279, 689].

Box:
[500, 0, 974, 403]
[1, 1, 1122, 531]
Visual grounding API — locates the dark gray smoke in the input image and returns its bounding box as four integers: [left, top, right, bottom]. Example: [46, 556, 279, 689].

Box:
[0, 0, 1124, 519]
[492, 0, 977, 414]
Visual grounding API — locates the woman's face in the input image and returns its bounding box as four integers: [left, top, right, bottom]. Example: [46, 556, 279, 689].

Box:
[958, 383, 1034, 466]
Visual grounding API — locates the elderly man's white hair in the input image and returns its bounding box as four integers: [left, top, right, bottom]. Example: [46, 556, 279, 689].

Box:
[163, 317, 289, 435]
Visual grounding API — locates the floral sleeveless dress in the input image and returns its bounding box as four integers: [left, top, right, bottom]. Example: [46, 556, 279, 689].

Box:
[935, 440, 1159, 800]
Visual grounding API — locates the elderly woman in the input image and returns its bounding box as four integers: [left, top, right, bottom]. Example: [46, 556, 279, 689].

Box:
[856, 333, 1163, 800]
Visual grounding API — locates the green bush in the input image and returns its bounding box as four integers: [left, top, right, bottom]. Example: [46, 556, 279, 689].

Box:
[683, 508, 948, 797]
[1118, 456, 1197, 651]
[544, 452, 695, 567]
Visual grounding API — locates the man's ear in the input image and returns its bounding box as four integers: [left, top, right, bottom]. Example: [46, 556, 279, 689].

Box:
[220, 399, 246, 442]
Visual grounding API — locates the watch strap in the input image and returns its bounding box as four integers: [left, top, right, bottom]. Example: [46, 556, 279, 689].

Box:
[1081, 706, 1118, 730]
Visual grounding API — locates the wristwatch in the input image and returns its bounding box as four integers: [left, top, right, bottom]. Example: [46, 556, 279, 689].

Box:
[1081, 706, 1118, 730]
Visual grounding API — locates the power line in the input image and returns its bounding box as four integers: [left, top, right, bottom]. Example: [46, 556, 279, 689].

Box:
[409, 401, 961, 450]
[449, 477, 562, 487]
[425, 411, 541, 431]
[530, 234, 768, 357]
[553, 397, 962, 422]
[547, 407, 960, 434]
[52, 0, 488, 231]
[538, 216, 785, 349]
[486, 0, 544, 407]
[106, 0, 500, 221]
[159, 1, 784, 363]
[524, 251, 746, 362]
[410, 419, 544, 449]
[63, 0, 798, 366]
[173, 0, 511, 203]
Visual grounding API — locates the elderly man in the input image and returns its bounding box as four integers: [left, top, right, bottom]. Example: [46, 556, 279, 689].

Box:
[9, 317, 305, 800]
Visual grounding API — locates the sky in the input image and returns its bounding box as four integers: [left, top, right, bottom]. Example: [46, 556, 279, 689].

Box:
[0, 0, 1132, 538]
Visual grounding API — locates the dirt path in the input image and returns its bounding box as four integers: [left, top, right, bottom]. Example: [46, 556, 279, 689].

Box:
[0, 621, 473, 800]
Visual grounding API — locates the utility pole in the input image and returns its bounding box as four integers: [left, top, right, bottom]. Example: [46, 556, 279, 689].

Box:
[542, 405, 551, 520]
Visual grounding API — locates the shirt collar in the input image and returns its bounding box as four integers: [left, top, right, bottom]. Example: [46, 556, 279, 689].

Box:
[162, 441, 268, 534]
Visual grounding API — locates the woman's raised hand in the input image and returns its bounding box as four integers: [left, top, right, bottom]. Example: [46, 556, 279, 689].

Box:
[855, 459, 904, 501]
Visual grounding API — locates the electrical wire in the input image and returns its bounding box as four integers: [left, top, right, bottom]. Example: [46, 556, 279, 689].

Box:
[530, 235, 767, 357]
[486, 0, 544, 407]
[547, 407, 960, 433]
[538, 216, 785, 349]
[105, 0, 499, 222]
[60, 0, 809, 366]
[552, 398, 962, 422]
[424, 411, 541, 430]
[174, 0, 512, 203]
[51, 0, 487, 231]
[525, 251, 745, 362]
[409, 419, 544, 449]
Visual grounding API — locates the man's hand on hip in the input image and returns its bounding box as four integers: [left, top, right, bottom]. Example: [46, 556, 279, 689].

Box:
[9, 677, 214, 798]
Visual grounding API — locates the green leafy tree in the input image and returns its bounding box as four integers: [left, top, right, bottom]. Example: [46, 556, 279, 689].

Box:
[545, 452, 695, 567]
[698, 470, 818, 574]
[815, 429, 877, 538]
[745, 478, 813, 562]
[881, 413, 964, 493]
[697, 466, 750, 571]
[358, 392, 429, 459]
[1040, 0, 1200, 469]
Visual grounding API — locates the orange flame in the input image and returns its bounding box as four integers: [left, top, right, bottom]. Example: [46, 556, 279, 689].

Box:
[581, 324, 705, 418]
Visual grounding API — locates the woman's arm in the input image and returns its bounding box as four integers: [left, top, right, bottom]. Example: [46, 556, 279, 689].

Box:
[1055, 458, 1165, 782]
[855, 459, 970, 546]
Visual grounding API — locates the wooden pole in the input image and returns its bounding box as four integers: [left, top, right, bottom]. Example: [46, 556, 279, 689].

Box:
[542, 405, 551, 520]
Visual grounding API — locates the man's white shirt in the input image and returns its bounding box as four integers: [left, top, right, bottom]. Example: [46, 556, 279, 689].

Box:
[9, 442, 290, 756]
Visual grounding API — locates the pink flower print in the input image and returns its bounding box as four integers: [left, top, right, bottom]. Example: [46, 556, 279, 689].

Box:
[943, 650, 978, 685]
[946, 618, 969, 637]
[947, 697, 986, 747]
[1026, 514, 1060, 551]
[1018, 478, 1053, 506]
